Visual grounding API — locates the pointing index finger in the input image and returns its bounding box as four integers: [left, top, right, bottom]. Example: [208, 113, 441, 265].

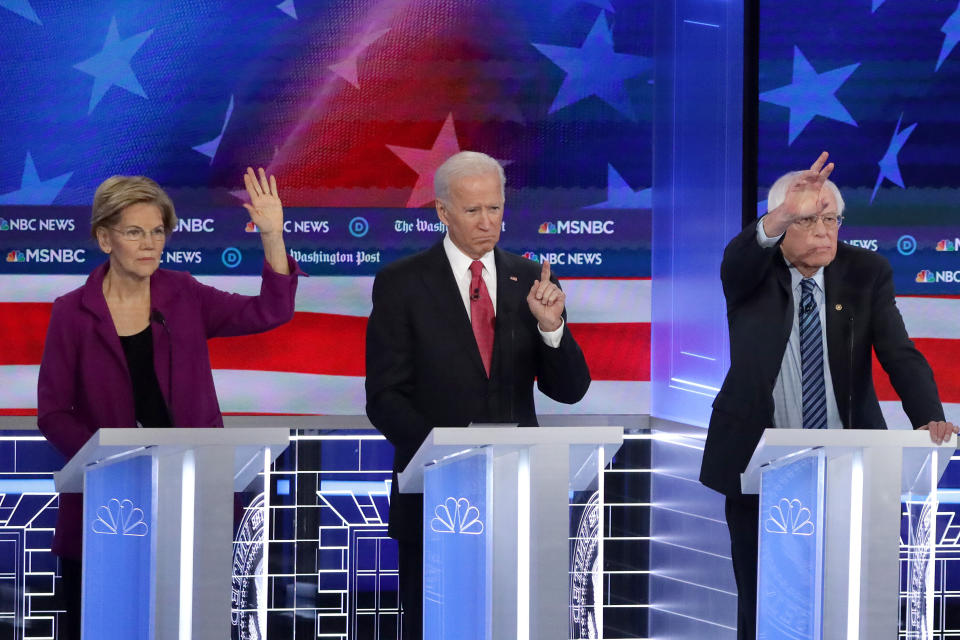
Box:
[541, 259, 551, 283]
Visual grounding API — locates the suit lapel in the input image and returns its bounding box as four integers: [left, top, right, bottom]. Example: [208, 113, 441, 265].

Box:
[774, 256, 794, 346]
[418, 242, 487, 376]
[81, 261, 129, 372]
[491, 249, 524, 379]
[824, 256, 854, 427]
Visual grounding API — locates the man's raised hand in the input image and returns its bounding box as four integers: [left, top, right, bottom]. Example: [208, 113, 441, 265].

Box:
[763, 151, 835, 237]
[526, 260, 565, 333]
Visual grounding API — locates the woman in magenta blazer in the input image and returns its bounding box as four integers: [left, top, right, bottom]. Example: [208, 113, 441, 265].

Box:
[37, 168, 302, 636]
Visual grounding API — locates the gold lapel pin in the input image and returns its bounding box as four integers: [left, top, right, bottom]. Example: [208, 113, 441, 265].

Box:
[835, 304, 843, 311]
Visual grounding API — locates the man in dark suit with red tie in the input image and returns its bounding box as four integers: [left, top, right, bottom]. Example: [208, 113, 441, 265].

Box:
[365, 150, 591, 640]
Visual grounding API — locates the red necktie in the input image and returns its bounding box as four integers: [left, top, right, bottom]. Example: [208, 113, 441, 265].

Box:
[469, 260, 495, 376]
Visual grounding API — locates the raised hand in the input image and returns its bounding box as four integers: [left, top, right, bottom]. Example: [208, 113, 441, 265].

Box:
[782, 151, 834, 218]
[764, 151, 835, 237]
[526, 260, 565, 332]
[242, 167, 284, 235]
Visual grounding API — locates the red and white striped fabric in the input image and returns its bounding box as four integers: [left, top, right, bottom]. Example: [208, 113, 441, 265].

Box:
[0, 275, 651, 417]
[2, 276, 957, 425]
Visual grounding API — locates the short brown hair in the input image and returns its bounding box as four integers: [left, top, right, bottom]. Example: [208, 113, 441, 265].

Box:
[90, 176, 177, 240]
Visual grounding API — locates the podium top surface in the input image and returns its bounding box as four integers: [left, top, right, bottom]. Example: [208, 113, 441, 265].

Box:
[741, 428, 957, 493]
[55, 427, 291, 492]
[398, 426, 624, 493]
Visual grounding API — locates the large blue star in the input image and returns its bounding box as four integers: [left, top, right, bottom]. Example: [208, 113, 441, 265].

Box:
[760, 46, 859, 145]
[871, 114, 917, 203]
[0, 153, 72, 205]
[532, 13, 651, 119]
[584, 164, 650, 209]
[0, 0, 40, 24]
[74, 16, 153, 114]
[937, 2, 960, 71]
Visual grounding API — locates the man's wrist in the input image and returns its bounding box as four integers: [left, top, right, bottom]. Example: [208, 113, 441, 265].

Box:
[537, 318, 564, 348]
[756, 215, 783, 247]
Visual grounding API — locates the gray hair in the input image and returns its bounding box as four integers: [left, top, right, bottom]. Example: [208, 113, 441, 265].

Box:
[766, 170, 845, 216]
[91, 175, 177, 240]
[434, 151, 505, 203]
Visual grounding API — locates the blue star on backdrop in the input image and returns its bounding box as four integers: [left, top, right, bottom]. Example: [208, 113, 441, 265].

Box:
[0, 153, 72, 205]
[938, 2, 960, 71]
[549, 0, 614, 17]
[532, 12, 651, 120]
[760, 46, 860, 145]
[585, 164, 651, 209]
[74, 16, 154, 114]
[193, 96, 236, 163]
[0, 0, 40, 24]
[871, 114, 917, 203]
[277, 0, 297, 20]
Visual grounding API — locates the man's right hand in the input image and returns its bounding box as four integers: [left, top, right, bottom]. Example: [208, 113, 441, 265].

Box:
[762, 151, 835, 237]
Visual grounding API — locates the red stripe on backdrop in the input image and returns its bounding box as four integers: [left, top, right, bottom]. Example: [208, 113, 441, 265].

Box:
[209, 318, 651, 381]
[4, 303, 958, 396]
[0, 303, 649, 380]
[209, 313, 368, 376]
[873, 339, 960, 404]
[0, 302, 51, 364]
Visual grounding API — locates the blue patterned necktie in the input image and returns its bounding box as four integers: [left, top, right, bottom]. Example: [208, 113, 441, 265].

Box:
[800, 278, 827, 429]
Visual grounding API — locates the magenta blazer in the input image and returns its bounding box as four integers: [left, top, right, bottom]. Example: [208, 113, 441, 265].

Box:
[37, 256, 303, 558]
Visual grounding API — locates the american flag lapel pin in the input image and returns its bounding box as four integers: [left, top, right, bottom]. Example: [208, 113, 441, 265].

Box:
[509, 275, 518, 282]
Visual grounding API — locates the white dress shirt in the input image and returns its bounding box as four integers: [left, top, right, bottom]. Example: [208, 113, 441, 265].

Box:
[442, 235, 563, 348]
[757, 218, 842, 429]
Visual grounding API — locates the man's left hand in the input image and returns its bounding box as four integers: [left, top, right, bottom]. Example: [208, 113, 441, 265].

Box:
[919, 420, 959, 445]
[527, 260, 564, 332]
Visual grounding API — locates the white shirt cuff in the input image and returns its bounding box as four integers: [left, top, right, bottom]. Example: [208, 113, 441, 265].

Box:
[756, 216, 783, 248]
[538, 319, 564, 348]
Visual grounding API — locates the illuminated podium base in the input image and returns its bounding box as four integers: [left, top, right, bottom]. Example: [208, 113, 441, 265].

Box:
[742, 429, 956, 640]
[54, 427, 290, 640]
[398, 426, 623, 640]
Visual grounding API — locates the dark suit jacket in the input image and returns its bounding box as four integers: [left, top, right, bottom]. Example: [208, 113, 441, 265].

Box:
[37, 257, 302, 558]
[365, 242, 591, 540]
[699, 222, 944, 497]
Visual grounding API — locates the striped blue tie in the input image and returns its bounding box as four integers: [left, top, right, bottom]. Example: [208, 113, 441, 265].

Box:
[800, 278, 827, 429]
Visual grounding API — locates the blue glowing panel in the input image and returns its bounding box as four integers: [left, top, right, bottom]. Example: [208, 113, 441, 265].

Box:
[83, 456, 154, 639]
[422, 450, 491, 640]
[757, 454, 824, 640]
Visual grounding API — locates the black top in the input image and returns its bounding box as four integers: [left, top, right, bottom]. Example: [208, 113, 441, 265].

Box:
[119, 326, 172, 428]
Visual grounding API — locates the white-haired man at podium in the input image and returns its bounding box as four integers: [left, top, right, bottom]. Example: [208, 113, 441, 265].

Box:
[699, 151, 957, 640]
[364, 151, 591, 640]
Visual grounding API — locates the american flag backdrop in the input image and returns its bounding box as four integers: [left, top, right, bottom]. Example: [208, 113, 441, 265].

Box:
[0, 0, 654, 418]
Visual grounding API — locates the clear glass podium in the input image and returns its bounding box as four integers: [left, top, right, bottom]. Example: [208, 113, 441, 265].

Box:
[53, 427, 290, 640]
[741, 428, 956, 640]
[397, 425, 624, 640]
